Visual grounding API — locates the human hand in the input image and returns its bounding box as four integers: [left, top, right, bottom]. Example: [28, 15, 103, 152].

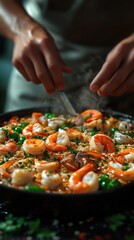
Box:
[90, 34, 134, 96]
[12, 22, 72, 93]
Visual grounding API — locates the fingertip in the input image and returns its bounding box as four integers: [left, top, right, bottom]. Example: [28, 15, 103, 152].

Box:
[97, 90, 103, 96]
[62, 65, 73, 74]
[90, 84, 99, 92]
[47, 88, 56, 94]
[97, 90, 107, 97]
[43, 84, 56, 94]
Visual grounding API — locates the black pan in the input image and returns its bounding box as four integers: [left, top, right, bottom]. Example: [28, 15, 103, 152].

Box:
[0, 107, 134, 220]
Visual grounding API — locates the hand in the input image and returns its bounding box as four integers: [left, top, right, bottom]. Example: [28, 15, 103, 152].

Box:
[12, 22, 72, 93]
[90, 34, 134, 96]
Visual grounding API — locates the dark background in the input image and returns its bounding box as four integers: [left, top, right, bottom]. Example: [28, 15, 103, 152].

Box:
[0, 37, 12, 113]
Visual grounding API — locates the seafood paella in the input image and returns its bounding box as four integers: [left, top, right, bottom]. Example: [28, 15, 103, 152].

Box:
[0, 109, 134, 194]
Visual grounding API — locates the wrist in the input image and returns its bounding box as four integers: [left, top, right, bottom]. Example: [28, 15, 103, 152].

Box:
[12, 15, 38, 40]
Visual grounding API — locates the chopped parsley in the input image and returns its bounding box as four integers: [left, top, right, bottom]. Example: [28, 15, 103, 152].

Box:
[67, 146, 78, 154]
[75, 137, 80, 145]
[43, 150, 49, 158]
[110, 127, 119, 134]
[44, 112, 56, 119]
[90, 127, 99, 136]
[19, 121, 29, 128]
[60, 122, 73, 129]
[123, 162, 130, 171]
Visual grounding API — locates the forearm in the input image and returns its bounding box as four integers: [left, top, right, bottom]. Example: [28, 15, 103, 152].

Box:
[0, 0, 36, 41]
[0, 0, 71, 94]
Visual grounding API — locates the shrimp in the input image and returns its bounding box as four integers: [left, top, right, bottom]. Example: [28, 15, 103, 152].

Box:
[22, 139, 46, 155]
[114, 132, 133, 144]
[9, 116, 19, 125]
[80, 109, 102, 123]
[66, 128, 81, 139]
[109, 161, 123, 170]
[32, 112, 47, 126]
[0, 159, 15, 171]
[90, 134, 115, 153]
[61, 151, 102, 171]
[11, 169, 33, 186]
[57, 129, 70, 145]
[68, 162, 98, 193]
[0, 159, 15, 178]
[45, 129, 70, 152]
[61, 154, 79, 171]
[22, 123, 46, 138]
[118, 121, 132, 131]
[117, 148, 134, 156]
[35, 159, 60, 172]
[0, 140, 17, 155]
[86, 151, 102, 159]
[75, 151, 103, 168]
[84, 119, 102, 130]
[0, 128, 7, 144]
[108, 163, 134, 182]
[41, 170, 62, 190]
[103, 117, 117, 131]
[113, 148, 134, 165]
[48, 117, 66, 129]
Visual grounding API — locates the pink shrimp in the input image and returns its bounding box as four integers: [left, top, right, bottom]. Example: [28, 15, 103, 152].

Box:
[0, 159, 15, 178]
[107, 165, 134, 182]
[32, 112, 47, 125]
[0, 140, 17, 155]
[66, 128, 81, 138]
[68, 162, 98, 193]
[9, 116, 19, 125]
[45, 132, 67, 152]
[32, 112, 44, 119]
[87, 151, 102, 159]
[113, 148, 134, 165]
[117, 148, 134, 156]
[90, 134, 115, 153]
[22, 123, 47, 138]
[81, 109, 103, 123]
[23, 138, 46, 155]
[34, 159, 60, 172]
[22, 124, 33, 138]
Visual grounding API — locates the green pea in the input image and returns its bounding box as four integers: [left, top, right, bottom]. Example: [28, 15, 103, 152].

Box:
[90, 131, 97, 136]
[60, 122, 73, 129]
[123, 162, 130, 171]
[18, 136, 26, 144]
[19, 122, 28, 128]
[25, 185, 44, 192]
[9, 132, 19, 142]
[13, 126, 22, 134]
[44, 113, 56, 119]
[108, 179, 121, 189]
[99, 174, 110, 190]
[90, 127, 99, 136]
[99, 174, 109, 182]
[110, 128, 118, 134]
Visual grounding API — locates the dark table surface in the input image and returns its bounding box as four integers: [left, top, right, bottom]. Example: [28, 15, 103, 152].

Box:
[0, 203, 134, 240]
